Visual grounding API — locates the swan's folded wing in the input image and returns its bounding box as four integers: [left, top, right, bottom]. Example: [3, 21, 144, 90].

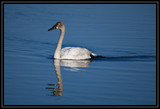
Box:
[61, 47, 91, 59]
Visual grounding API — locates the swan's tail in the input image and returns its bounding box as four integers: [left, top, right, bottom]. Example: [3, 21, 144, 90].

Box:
[90, 53, 106, 59]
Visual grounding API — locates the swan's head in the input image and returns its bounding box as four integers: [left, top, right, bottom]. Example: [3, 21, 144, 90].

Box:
[48, 21, 65, 31]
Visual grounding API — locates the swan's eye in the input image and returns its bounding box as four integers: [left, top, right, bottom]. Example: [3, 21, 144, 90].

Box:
[57, 23, 60, 27]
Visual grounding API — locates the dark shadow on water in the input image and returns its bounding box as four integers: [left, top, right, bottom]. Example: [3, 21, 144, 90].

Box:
[90, 55, 156, 62]
[47, 55, 156, 62]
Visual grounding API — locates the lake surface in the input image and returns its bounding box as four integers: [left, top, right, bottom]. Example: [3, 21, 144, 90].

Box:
[4, 4, 156, 105]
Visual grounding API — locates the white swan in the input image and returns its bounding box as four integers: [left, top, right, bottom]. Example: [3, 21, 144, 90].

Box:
[48, 21, 97, 60]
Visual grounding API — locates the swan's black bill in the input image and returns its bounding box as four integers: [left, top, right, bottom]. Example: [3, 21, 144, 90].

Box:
[48, 24, 57, 31]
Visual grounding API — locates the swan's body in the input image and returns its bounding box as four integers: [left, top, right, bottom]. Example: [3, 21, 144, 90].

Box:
[61, 47, 96, 60]
[48, 21, 97, 60]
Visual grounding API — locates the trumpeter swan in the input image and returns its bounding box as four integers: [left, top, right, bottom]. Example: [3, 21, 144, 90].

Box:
[48, 21, 97, 60]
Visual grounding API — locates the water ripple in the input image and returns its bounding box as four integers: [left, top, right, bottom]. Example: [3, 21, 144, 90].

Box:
[91, 55, 156, 61]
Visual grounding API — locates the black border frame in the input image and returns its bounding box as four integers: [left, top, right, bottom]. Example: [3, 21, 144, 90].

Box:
[1, 0, 159, 108]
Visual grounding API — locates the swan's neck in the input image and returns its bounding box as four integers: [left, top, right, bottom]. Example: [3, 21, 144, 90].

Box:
[54, 26, 65, 59]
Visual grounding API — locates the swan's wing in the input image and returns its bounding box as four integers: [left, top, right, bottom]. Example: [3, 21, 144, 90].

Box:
[60, 47, 72, 57]
[61, 47, 92, 59]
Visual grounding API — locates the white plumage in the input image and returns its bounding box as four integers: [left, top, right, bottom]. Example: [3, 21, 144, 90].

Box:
[60, 47, 96, 59]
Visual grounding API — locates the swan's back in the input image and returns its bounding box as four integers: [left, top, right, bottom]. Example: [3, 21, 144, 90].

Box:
[60, 47, 92, 59]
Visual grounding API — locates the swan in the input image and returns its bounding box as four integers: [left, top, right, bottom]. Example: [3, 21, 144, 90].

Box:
[48, 21, 97, 60]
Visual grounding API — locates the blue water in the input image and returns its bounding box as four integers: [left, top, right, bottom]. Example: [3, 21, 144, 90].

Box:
[4, 4, 156, 105]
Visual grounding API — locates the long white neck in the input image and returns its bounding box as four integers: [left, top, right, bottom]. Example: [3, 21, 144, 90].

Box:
[54, 26, 65, 59]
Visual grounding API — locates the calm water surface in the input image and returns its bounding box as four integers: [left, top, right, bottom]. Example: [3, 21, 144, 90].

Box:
[4, 4, 156, 105]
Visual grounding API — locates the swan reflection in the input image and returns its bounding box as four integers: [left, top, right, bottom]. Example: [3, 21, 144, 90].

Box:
[46, 59, 91, 96]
